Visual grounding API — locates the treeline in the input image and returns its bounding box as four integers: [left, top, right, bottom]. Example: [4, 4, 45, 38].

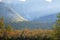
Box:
[0, 13, 60, 40]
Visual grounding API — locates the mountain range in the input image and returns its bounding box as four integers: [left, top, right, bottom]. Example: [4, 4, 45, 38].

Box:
[33, 14, 57, 22]
[0, 2, 57, 30]
[10, 14, 56, 30]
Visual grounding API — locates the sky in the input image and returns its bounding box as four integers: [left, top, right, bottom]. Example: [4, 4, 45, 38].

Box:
[0, 0, 60, 20]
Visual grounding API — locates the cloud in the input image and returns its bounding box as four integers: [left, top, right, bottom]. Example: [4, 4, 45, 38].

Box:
[0, 0, 2, 2]
[1, 0, 12, 3]
[45, 0, 52, 2]
[19, 0, 26, 2]
[0, 0, 26, 4]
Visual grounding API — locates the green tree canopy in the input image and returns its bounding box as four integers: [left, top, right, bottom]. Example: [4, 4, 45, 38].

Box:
[0, 16, 5, 29]
[53, 13, 60, 40]
[6, 24, 12, 32]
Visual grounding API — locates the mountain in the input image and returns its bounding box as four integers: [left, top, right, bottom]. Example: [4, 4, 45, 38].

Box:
[0, 2, 57, 30]
[33, 14, 57, 22]
[0, 2, 27, 22]
[8, 21, 53, 30]
[11, 14, 57, 30]
[7, 14, 57, 30]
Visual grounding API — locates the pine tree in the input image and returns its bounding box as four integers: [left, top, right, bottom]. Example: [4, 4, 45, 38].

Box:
[0, 16, 5, 29]
[6, 24, 12, 32]
[53, 13, 60, 40]
[4, 24, 12, 40]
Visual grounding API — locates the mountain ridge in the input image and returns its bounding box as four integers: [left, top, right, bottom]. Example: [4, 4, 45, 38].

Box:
[0, 2, 27, 22]
[33, 13, 57, 22]
[0, 2, 57, 30]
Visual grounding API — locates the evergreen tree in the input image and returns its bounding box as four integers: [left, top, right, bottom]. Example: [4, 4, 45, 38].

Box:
[0, 16, 5, 29]
[53, 13, 60, 40]
[6, 24, 12, 32]
[4, 24, 12, 40]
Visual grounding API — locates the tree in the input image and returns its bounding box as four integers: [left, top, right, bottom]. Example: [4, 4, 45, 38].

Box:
[4, 24, 12, 40]
[0, 16, 5, 36]
[6, 24, 12, 32]
[53, 13, 60, 40]
[0, 16, 5, 29]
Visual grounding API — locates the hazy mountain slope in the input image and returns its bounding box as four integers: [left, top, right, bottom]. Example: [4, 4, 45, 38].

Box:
[0, 2, 57, 30]
[9, 21, 54, 30]
[10, 14, 57, 30]
[0, 2, 27, 23]
[33, 14, 57, 22]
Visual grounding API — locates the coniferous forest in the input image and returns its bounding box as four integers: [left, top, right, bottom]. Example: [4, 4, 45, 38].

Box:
[0, 13, 60, 40]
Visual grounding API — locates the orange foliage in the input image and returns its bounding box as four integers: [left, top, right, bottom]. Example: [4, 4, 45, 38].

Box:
[0, 29, 53, 38]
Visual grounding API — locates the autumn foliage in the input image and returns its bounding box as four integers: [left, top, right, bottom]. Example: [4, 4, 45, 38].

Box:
[0, 13, 60, 40]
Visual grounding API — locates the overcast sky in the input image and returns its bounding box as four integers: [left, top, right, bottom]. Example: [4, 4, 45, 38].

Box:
[1, 0, 60, 20]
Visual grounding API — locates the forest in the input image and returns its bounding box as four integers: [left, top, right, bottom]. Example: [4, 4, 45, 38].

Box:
[0, 13, 60, 40]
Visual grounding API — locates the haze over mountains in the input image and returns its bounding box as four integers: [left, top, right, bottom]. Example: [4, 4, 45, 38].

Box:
[0, 0, 60, 20]
[0, 2, 27, 22]
[33, 14, 57, 22]
[0, 2, 58, 30]
[6, 0, 60, 21]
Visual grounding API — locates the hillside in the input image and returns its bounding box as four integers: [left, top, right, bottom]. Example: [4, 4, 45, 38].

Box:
[0, 2, 56, 30]
[33, 14, 57, 22]
[0, 2, 27, 23]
